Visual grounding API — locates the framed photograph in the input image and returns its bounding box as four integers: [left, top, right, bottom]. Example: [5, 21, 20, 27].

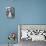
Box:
[6, 7, 15, 18]
[18, 24, 46, 42]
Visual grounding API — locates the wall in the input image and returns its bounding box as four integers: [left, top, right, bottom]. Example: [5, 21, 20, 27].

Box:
[0, 0, 46, 44]
[17, 0, 46, 24]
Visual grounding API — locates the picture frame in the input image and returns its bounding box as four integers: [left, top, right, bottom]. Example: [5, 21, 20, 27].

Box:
[6, 7, 15, 18]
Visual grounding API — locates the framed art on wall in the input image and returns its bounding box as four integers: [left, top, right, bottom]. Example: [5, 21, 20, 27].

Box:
[6, 7, 15, 18]
[18, 24, 46, 41]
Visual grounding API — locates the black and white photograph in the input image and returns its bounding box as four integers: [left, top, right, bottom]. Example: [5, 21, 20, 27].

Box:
[6, 7, 15, 18]
[18, 25, 46, 46]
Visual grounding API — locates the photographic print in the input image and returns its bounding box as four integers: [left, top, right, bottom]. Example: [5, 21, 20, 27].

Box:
[18, 24, 46, 46]
[6, 7, 15, 18]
